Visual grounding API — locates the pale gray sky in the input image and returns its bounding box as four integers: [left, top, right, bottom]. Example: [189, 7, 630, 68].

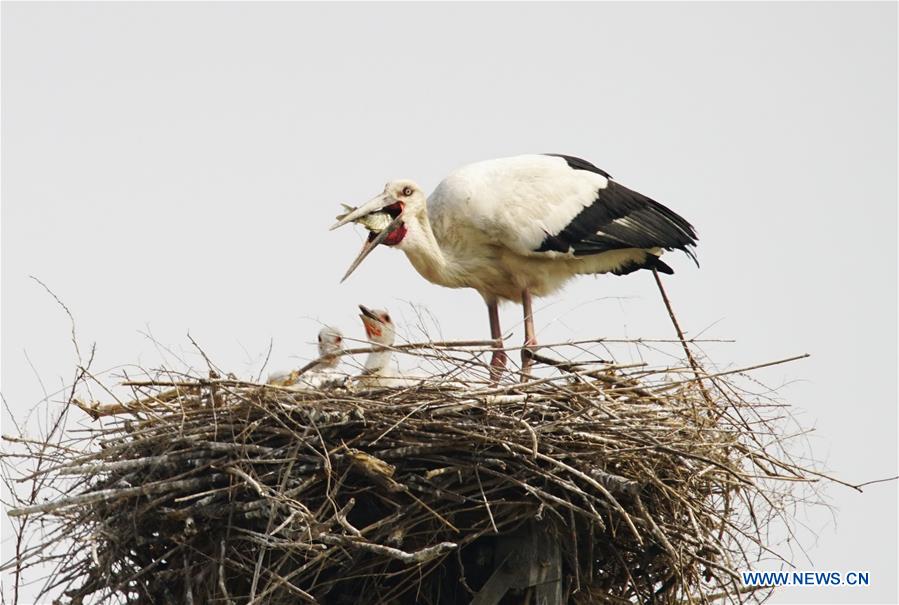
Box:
[1, 2, 896, 603]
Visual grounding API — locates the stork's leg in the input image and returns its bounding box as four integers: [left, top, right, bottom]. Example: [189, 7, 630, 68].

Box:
[487, 301, 506, 381]
[521, 288, 537, 377]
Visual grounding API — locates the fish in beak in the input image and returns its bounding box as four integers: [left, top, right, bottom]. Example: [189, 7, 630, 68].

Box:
[331, 193, 392, 231]
[332, 193, 406, 283]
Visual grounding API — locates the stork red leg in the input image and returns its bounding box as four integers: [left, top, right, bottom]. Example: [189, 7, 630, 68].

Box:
[487, 300, 506, 381]
[521, 288, 537, 376]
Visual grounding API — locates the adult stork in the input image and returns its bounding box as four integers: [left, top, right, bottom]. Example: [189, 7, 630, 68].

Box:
[332, 154, 697, 375]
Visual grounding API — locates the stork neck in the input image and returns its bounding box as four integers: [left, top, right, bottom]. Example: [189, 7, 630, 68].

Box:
[364, 347, 392, 374]
[400, 210, 457, 287]
[316, 354, 339, 370]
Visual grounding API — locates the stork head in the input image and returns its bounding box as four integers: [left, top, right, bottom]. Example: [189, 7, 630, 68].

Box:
[358, 305, 395, 347]
[330, 180, 426, 282]
[317, 326, 344, 368]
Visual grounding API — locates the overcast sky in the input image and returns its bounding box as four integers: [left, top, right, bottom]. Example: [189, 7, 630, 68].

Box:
[2, 2, 896, 603]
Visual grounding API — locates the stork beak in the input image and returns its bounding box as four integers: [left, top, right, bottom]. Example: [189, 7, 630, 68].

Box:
[330, 192, 391, 231]
[339, 214, 404, 283]
[359, 305, 379, 321]
[358, 304, 383, 337]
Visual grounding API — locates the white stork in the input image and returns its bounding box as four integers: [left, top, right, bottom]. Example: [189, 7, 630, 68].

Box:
[267, 326, 345, 388]
[331, 154, 697, 375]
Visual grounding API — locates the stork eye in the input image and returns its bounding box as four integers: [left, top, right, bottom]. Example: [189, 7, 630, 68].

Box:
[402, 186, 413, 197]
[335, 336, 342, 343]
[383, 314, 391, 322]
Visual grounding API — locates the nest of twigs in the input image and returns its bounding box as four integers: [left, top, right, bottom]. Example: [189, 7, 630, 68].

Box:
[3, 338, 817, 604]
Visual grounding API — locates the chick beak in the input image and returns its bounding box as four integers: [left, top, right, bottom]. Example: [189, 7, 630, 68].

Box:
[359, 305, 383, 338]
[359, 305, 379, 320]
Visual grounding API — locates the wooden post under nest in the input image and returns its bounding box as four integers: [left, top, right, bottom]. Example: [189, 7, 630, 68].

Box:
[470, 519, 563, 605]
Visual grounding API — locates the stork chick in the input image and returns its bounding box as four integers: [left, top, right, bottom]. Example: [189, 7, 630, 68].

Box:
[268, 326, 345, 389]
[356, 305, 411, 388]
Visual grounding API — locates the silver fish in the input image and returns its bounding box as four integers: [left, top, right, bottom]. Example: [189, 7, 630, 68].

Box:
[335, 203, 393, 233]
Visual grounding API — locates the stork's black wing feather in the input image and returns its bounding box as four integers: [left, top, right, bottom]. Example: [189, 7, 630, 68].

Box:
[544, 153, 613, 179]
[536, 180, 699, 265]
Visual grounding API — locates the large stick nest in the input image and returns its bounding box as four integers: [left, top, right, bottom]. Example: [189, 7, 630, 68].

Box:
[3, 339, 818, 604]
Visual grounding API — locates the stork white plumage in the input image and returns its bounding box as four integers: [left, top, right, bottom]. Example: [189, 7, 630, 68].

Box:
[267, 326, 345, 388]
[332, 154, 698, 376]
